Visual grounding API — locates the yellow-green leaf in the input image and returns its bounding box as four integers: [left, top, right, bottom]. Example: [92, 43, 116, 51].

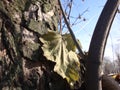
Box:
[62, 34, 82, 52]
[39, 30, 81, 87]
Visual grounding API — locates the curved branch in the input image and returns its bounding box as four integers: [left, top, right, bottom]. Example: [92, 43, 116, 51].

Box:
[86, 0, 120, 90]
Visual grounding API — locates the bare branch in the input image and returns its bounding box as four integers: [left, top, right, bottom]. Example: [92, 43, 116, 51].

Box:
[58, 0, 85, 58]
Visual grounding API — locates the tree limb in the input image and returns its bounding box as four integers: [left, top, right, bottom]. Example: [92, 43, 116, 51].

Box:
[58, 0, 85, 58]
[86, 0, 120, 90]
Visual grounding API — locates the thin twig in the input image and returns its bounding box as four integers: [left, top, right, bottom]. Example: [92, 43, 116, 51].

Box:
[58, 0, 85, 58]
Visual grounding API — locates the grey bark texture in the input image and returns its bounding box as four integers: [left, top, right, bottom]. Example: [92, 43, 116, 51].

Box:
[0, 0, 70, 90]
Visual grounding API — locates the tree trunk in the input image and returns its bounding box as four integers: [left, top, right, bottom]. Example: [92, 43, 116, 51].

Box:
[0, 0, 70, 90]
[85, 0, 120, 90]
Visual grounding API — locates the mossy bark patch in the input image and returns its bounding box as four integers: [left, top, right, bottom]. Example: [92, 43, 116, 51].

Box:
[22, 41, 40, 61]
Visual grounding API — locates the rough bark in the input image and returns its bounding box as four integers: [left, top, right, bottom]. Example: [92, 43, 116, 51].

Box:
[0, 0, 70, 90]
[85, 0, 120, 90]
